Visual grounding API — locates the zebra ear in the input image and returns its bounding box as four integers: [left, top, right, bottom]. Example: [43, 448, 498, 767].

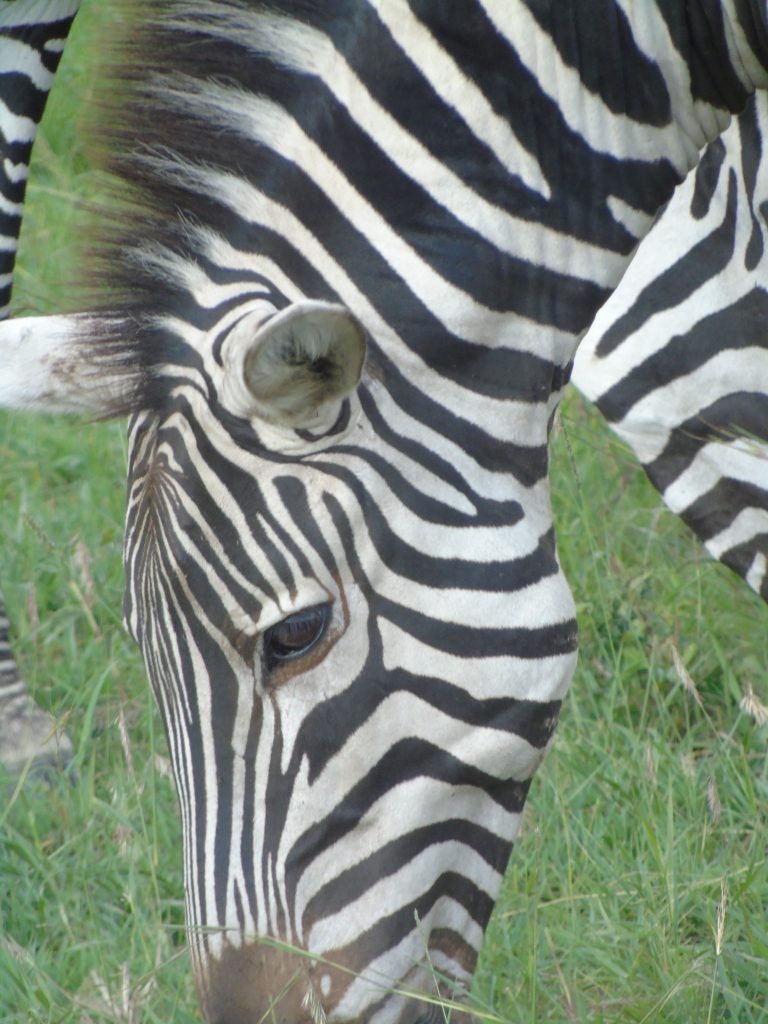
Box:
[237, 302, 367, 428]
[0, 314, 133, 415]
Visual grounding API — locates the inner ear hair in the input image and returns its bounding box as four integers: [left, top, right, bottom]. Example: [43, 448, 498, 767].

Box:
[243, 303, 366, 427]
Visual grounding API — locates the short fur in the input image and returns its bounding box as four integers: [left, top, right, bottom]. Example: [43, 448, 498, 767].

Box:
[78, 0, 331, 416]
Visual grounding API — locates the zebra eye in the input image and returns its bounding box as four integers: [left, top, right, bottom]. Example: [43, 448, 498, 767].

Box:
[264, 605, 330, 667]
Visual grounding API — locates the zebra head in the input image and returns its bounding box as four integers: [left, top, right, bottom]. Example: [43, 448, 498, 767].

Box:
[115, 285, 576, 1024]
[2, 302, 576, 1023]
[0, 7, 588, 1020]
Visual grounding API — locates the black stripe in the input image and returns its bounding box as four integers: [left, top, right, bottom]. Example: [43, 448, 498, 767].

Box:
[316, 870, 495, 977]
[595, 171, 739, 362]
[678, 477, 768, 543]
[690, 136, 726, 219]
[646, 391, 768, 493]
[520, 0, 672, 126]
[719, 534, 768, 599]
[288, 737, 531, 876]
[596, 286, 768, 423]
[299, 818, 512, 926]
[656, 0, 751, 111]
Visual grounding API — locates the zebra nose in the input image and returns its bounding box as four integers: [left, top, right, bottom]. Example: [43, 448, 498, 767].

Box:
[200, 941, 468, 1024]
[201, 941, 336, 1024]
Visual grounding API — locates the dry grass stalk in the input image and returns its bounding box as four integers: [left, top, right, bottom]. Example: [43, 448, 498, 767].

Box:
[117, 704, 140, 795]
[153, 752, 172, 779]
[73, 537, 96, 605]
[644, 740, 657, 786]
[302, 981, 329, 1024]
[80, 962, 156, 1023]
[679, 752, 696, 779]
[706, 776, 721, 824]
[670, 643, 703, 708]
[25, 582, 40, 632]
[739, 685, 768, 726]
[715, 880, 728, 957]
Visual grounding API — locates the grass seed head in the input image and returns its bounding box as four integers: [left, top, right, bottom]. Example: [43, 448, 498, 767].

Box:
[670, 642, 703, 707]
[739, 685, 768, 726]
[715, 880, 728, 957]
[706, 775, 721, 824]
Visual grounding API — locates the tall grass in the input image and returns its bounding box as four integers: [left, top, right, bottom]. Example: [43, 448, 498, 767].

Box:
[1, 2, 766, 1021]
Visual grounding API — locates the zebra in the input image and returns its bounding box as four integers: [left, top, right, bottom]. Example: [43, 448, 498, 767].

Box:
[1, 3, 767, 1023]
[0, 0, 80, 777]
[573, 89, 768, 597]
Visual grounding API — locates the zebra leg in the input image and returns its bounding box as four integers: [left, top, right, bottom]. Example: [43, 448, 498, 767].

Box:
[0, 0, 81, 778]
[572, 93, 768, 602]
[0, 588, 73, 779]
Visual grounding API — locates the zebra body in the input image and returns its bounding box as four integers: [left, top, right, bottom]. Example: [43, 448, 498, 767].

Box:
[0, 0, 79, 776]
[0, 0, 79, 317]
[574, 91, 768, 600]
[1, 3, 767, 1023]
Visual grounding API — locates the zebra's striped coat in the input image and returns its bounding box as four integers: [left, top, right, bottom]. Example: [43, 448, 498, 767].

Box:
[1, 3, 767, 1023]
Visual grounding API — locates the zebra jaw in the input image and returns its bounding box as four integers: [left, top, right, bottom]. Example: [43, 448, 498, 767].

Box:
[224, 300, 367, 430]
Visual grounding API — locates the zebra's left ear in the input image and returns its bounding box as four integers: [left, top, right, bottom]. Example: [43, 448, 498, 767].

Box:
[0, 314, 134, 415]
[229, 302, 367, 428]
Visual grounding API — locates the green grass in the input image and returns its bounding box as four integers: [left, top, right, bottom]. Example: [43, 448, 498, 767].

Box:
[475, 408, 768, 1023]
[1, 2, 767, 1021]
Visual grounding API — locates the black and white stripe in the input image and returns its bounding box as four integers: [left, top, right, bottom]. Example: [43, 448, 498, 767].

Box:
[0, 0, 79, 778]
[3, 3, 768, 1023]
[573, 90, 768, 601]
[0, 0, 80, 316]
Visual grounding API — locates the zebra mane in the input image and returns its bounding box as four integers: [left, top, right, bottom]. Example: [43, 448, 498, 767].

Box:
[81, 0, 327, 414]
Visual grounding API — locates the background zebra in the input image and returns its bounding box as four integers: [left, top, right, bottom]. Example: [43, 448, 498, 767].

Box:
[0, 0, 79, 776]
[574, 91, 768, 603]
[0, 2, 765, 1024]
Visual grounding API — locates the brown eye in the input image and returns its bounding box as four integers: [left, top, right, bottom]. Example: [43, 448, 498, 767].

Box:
[264, 605, 330, 669]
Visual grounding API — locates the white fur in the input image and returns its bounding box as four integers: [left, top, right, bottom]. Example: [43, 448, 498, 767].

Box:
[0, 314, 128, 413]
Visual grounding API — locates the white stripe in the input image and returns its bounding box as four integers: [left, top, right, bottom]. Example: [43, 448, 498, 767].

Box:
[174, 0, 551, 202]
[379, 618, 576, 702]
[706, 507, 768, 561]
[663, 434, 768, 514]
[368, 0, 551, 201]
[488, 0, 725, 177]
[746, 552, 767, 594]
[307, 842, 494, 954]
[606, 194, 654, 238]
[0, 681, 26, 697]
[0, 193, 23, 216]
[0, 37, 54, 90]
[3, 159, 29, 185]
[613, 0, 731, 155]
[291, 778, 519, 942]
[0, 0, 79, 28]
[0, 99, 37, 146]
[613, 351, 768, 464]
